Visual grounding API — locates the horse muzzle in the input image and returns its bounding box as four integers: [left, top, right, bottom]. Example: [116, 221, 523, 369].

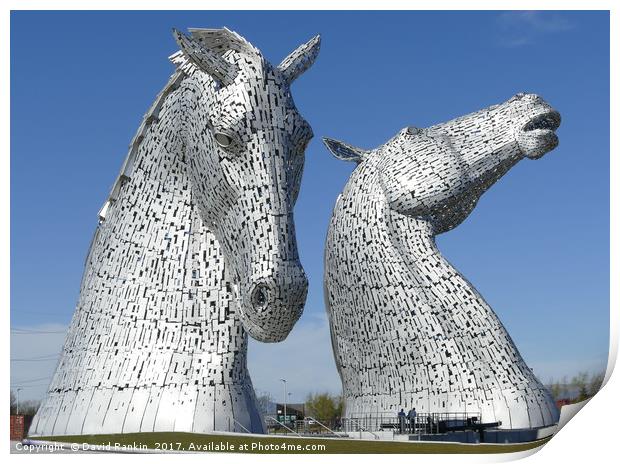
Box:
[238, 261, 308, 343]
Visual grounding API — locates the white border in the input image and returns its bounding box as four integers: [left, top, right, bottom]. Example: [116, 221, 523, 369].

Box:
[3, 2, 616, 464]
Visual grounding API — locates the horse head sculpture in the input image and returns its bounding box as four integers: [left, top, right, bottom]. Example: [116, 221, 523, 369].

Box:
[324, 93, 560, 234]
[173, 28, 318, 342]
[322, 93, 561, 430]
[30, 28, 319, 437]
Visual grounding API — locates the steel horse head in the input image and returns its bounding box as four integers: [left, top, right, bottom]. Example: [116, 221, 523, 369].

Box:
[322, 93, 562, 430]
[174, 28, 320, 342]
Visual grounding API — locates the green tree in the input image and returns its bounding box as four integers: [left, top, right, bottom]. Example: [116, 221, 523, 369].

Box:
[587, 371, 605, 397]
[572, 372, 589, 402]
[560, 376, 569, 399]
[548, 378, 562, 400]
[305, 392, 343, 421]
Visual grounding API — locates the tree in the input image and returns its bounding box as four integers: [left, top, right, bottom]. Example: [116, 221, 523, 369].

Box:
[588, 371, 605, 397]
[305, 392, 343, 421]
[548, 378, 562, 400]
[255, 390, 274, 417]
[10, 390, 16, 415]
[560, 376, 569, 399]
[9, 390, 40, 416]
[19, 400, 41, 416]
[572, 372, 589, 402]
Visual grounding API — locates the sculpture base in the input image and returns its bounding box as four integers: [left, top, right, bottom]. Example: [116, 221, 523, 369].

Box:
[29, 383, 264, 437]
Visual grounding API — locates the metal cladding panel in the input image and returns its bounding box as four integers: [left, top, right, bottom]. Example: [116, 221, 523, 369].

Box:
[101, 389, 134, 434]
[64, 390, 95, 435]
[121, 387, 151, 434]
[81, 389, 113, 435]
[50, 390, 77, 436]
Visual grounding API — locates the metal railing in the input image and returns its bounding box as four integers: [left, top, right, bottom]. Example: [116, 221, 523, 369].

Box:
[265, 417, 343, 437]
[233, 418, 251, 434]
[264, 412, 483, 438]
[222, 417, 253, 434]
[305, 416, 348, 438]
[345, 417, 380, 440]
[341, 412, 481, 435]
[265, 416, 303, 437]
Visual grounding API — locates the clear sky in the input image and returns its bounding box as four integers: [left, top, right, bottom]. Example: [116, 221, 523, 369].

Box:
[10, 10, 609, 402]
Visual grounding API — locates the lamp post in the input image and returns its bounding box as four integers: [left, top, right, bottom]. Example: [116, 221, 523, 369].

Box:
[280, 379, 287, 426]
[16, 388, 22, 415]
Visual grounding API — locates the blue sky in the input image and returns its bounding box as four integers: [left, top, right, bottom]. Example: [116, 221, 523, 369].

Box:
[10, 11, 609, 402]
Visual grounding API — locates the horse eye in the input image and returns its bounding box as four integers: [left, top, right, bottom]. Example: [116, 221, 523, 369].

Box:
[214, 133, 233, 148]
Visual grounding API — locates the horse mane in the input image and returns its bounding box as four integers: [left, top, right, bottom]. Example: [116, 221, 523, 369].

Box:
[97, 71, 184, 224]
[98, 28, 256, 228]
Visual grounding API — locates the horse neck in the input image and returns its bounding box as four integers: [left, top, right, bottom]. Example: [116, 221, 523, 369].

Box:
[386, 211, 494, 318]
[330, 163, 524, 355]
[328, 171, 542, 408]
[62, 73, 249, 388]
[385, 209, 530, 365]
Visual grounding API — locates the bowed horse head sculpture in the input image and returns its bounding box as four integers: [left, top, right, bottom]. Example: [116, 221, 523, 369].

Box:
[174, 28, 319, 342]
[323, 93, 561, 430]
[30, 28, 319, 437]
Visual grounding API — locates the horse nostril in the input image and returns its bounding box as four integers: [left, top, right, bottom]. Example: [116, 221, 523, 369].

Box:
[251, 284, 271, 313]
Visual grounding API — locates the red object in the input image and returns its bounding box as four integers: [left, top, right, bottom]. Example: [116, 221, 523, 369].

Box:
[10, 415, 25, 441]
[556, 399, 572, 408]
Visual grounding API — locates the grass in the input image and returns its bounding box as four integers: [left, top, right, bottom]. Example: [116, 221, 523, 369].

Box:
[34, 432, 552, 454]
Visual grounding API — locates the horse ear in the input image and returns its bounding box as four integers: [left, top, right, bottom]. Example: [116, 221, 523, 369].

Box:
[278, 35, 321, 84]
[172, 28, 237, 86]
[322, 137, 368, 163]
[188, 27, 256, 56]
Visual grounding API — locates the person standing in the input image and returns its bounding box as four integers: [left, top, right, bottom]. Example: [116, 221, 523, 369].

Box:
[407, 407, 417, 433]
[397, 408, 406, 434]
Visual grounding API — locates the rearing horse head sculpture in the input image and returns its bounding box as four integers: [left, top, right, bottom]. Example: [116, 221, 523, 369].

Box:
[174, 28, 319, 342]
[322, 93, 562, 430]
[324, 93, 560, 234]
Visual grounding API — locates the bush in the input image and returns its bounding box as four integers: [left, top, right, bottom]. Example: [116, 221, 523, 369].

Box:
[305, 392, 343, 422]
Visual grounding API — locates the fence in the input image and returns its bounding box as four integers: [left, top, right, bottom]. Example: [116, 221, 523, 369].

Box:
[265, 412, 482, 436]
[342, 412, 482, 434]
[265, 416, 344, 436]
